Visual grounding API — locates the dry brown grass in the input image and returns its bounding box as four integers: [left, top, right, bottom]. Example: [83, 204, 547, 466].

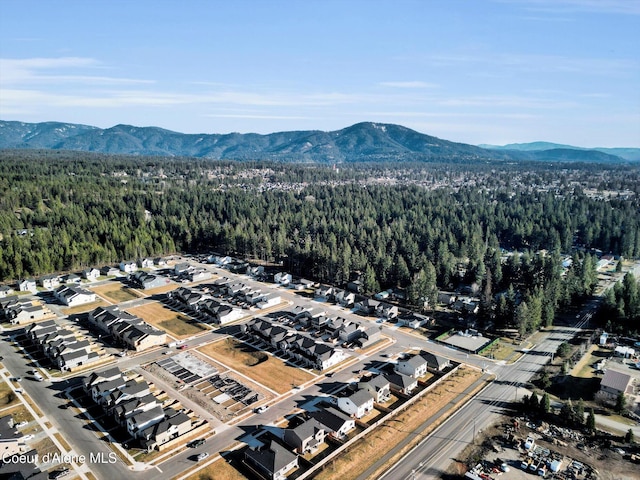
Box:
[54, 432, 71, 452]
[32, 436, 60, 458]
[3, 404, 35, 424]
[61, 299, 108, 315]
[127, 303, 207, 339]
[184, 457, 248, 480]
[198, 338, 315, 394]
[92, 282, 144, 303]
[144, 283, 179, 295]
[315, 366, 484, 480]
[0, 379, 20, 408]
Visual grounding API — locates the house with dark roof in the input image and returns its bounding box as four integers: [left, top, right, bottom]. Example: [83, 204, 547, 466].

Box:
[283, 418, 326, 454]
[130, 271, 168, 290]
[309, 406, 355, 439]
[126, 405, 165, 438]
[244, 439, 299, 480]
[420, 351, 451, 372]
[138, 409, 192, 450]
[385, 371, 418, 396]
[83, 367, 122, 393]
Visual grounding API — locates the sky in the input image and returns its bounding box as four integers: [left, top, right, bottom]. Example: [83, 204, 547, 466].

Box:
[1, 0, 639, 147]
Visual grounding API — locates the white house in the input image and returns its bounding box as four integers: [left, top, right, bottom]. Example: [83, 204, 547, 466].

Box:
[396, 354, 428, 378]
[119, 261, 137, 273]
[274, 272, 292, 286]
[18, 279, 36, 292]
[54, 285, 97, 307]
[337, 389, 374, 419]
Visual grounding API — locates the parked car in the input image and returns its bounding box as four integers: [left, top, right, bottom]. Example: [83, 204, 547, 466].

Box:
[254, 405, 269, 414]
[187, 438, 206, 448]
[49, 469, 69, 479]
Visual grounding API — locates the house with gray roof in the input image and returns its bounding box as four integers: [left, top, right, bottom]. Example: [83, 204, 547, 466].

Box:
[283, 418, 326, 454]
[337, 389, 374, 418]
[309, 406, 355, 439]
[244, 439, 299, 480]
[396, 354, 428, 378]
[384, 372, 418, 396]
[358, 374, 391, 403]
[139, 409, 192, 451]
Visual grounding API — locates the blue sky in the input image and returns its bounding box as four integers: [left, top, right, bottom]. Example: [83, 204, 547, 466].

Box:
[1, 0, 639, 147]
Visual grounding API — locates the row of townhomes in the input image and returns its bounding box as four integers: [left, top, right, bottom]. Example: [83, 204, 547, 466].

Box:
[166, 286, 243, 325]
[88, 305, 167, 351]
[210, 276, 282, 309]
[26, 320, 101, 371]
[82, 367, 199, 451]
[0, 296, 51, 325]
[240, 316, 351, 371]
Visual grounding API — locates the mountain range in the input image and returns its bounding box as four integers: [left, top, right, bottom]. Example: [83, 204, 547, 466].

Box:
[0, 120, 633, 164]
[479, 141, 640, 162]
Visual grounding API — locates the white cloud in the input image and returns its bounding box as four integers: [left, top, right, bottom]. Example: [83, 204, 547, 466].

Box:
[379, 81, 439, 89]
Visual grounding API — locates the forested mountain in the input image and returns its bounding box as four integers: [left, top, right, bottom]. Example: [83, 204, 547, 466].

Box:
[0, 120, 624, 163]
[479, 141, 640, 162]
[1, 150, 639, 334]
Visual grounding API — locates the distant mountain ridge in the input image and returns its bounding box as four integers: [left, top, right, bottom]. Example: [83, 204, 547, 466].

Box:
[479, 141, 640, 162]
[0, 120, 629, 163]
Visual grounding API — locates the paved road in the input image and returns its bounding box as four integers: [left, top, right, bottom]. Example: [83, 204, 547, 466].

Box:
[380, 313, 594, 480]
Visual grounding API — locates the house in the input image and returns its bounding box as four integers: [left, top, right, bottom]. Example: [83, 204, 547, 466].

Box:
[151, 257, 166, 267]
[337, 389, 374, 418]
[82, 268, 100, 280]
[396, 354, 428, 378]
[137, 258, 154, 268]
[420, 351, 451, 372]
[104, 380, 151, 408]
[358, 374, 391, 403]
[17, 279, 36, 292]
[101, 265, 120, 276]
[0, 285, 15, 298]
[614, 346, 636, 358]
[63, 273, 81, 284]
[357, 326, 381, 349]
[38, 274, 60, 290]
[111, 394, 158, 423]
[183, 268, 212, 283]
[83, 367, 123, 393]
[126, 405, 165, 438]
[115, 321, 167, 351]
[384, 372, 418, 396]
[333, 289, 355, 307]
[337, 322, 362, 343]
[355, 298, 381, 315]
[244, 439, 299, 480]
[257, 293, 281, 309]
[54, 285, 96, 306]
[119, 261, 137, 273]
[91, 376, 127, 404]
[274, 272, 292, 286]
[309, 406, 355, 439]
[174, 262, 192, 275]
[598, 369, 633, 400]
[139, 409, 191, 450]
[396, 312, 431, 329]
[437, 292, 456, 306]
[291, 278, 315, 290]
[283, 418, 326, 454]
[130, 271, 168, 290]
[315, 285, 334, 299]
[6, 300, 49, 325]
[377, 302, 398, 320]
[56, 349, 99, 371]
[347, 279, 363, 293]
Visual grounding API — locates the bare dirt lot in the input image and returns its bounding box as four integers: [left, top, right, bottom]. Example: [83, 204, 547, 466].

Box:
[92, 281, 145, 303]
[127, 302, 209, 339]
[198, 337, 316, 394]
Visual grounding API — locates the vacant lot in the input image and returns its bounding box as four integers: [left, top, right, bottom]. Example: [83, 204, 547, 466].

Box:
[61, 299, 107, 315]
[127, 302, 208, 339]
[0, 380, 20, 408]
[315, 366, 484, 480]
[186, 457, 248, 480]
[199, 338, 315, 394]
[92, 282, 145, 303]
[4, 404, 35, 424]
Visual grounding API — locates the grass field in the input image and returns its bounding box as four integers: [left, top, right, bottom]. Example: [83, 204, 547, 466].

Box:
[198, 338, 315, 394]
[127, 302, 208, 339]
[315, 366, 484, 480]
[3, 404, 35, 424]
[92, 282, 145, 303]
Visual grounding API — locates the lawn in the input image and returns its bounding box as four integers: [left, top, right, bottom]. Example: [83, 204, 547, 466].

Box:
[92, 282, 145, 303]
[315, 366, 484, 480]
[127, 303, 209, 339]
[198, 338, 315, 394]
[480, 339, 520, 362]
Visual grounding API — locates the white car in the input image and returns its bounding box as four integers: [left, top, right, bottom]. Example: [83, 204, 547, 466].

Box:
[196, 452, 210, 461]
[254, 405, 269, 414]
